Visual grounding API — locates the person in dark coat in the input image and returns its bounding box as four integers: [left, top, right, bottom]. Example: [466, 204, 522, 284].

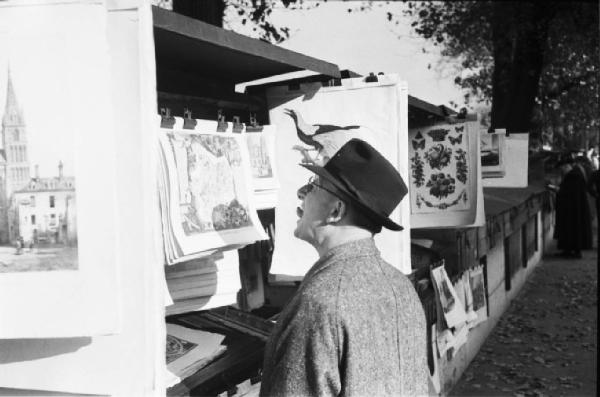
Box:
[260, 139, 427, 397]
[554, 157, 593, 258]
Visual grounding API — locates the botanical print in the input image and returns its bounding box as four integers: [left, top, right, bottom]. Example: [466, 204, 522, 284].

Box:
[167, 132, 252, 235]
[166, 334, 197, 364]
[409, 122, 471, 214]
[416, 189, 467, 210]
[410, 152, 425, 187]
[454, 148, 468, 183]
[427, 128, 449, 142]
[425, 172, 456, 199]
[424, 144, 452, 170]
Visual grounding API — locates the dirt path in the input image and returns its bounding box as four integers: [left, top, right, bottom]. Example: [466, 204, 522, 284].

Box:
[450, 241, 597, 397]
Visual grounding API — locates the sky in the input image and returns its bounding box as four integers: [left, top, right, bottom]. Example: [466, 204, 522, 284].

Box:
[0, 1, 471, 180]
[228, 1, 469, 107]
[0, 4, 82, 179]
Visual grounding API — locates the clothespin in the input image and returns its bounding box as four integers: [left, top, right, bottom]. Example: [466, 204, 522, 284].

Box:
[216, 109, 228, 132]
[365, 72, 378, 83]
[160, 107, 175, 129]
[183, 108, 197, 130]
[246, 112, 263, 132]
[326, 78, 341, 87]
[232, 116, 243, 133]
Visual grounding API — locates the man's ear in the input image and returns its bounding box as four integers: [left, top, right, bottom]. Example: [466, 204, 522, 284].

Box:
[327, 199, 347, 224]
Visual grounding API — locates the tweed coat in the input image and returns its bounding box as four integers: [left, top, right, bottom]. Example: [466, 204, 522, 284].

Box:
[260, 238, 427, 397]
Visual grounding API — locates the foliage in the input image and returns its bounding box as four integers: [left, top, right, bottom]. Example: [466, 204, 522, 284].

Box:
[223, 0, 315, 43]
[401, 1, 599, 148]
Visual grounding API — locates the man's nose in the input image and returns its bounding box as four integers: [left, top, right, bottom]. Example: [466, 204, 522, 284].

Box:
[297, 184, 311, 200]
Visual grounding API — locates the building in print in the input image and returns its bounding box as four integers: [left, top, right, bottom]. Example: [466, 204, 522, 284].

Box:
[12, 163, 77, 245]
[0, 69, 76, 245]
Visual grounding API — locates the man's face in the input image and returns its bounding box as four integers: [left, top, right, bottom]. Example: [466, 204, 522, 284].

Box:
[294, 176, 339, 244]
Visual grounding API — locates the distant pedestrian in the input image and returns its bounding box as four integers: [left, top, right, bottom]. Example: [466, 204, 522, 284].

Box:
[554, 157, 592, 258]
[588, 168, 600, 265]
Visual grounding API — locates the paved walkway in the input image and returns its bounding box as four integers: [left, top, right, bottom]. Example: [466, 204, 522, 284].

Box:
[450, 238, 597, 396]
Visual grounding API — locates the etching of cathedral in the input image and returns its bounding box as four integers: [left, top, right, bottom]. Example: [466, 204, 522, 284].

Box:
[0, 67, 78, 272]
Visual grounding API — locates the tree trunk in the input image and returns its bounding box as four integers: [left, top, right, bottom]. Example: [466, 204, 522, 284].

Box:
[491, 1, 555, 134]
[490, 2, 514, 131]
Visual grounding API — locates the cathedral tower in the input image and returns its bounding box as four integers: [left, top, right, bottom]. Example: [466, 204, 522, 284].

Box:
[2, 67, 30, 196]
[1, 67, 30, 243]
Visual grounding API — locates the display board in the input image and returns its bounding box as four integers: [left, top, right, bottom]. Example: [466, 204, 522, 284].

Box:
[480, 128, 507, 179]
[0, 2, 164, 395]
[0, 0, 120, 339]
[264, 75, 411, 277]
[483, 133, 529, 188]
[408, 120, 481, 228]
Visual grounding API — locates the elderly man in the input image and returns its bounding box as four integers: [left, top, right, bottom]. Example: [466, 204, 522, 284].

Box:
[260, 139, 427, 396]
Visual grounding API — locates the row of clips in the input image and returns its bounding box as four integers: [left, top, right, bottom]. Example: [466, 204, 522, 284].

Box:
[159, 107, 263, 133]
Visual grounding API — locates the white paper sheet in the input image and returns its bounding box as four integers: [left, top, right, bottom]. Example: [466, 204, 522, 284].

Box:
[0, 0, 120, 338]
[265, 75, 410, 277]
[243, 126, 279, 192]
[483, 133, 529, 188]
[431, 264, 467, 329]
[429, 323, 441, 395]
[165, 323, 226, 388]
[157, 118, 267, 263]
[409, 121, 480, 228]
[468, 265, 488, 327]
[480, 128, 507, 178]
[465, 127, 486, 227]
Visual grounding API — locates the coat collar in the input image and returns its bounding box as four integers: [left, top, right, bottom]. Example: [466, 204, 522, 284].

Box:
[302, 237, 380, 284]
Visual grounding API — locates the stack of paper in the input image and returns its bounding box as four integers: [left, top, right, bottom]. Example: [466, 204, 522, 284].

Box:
[166, 323, 227, 388]
[165, 250, 242, 315]
[157, 117, 268, 264]
[243, 127, 279, 210]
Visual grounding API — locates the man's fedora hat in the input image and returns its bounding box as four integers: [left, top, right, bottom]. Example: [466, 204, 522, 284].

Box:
[301, 138, 408, 231]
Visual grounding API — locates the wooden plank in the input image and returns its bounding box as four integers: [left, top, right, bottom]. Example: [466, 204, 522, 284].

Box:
[153, 6, 340, 82]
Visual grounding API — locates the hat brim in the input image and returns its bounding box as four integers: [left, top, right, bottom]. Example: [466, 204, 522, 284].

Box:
[301, 163, 403, 231]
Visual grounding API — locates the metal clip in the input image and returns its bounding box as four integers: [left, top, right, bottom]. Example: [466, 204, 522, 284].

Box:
[246, 113, 263, 132]
[232, 116, 243, 133]
[183, 108, 197, 130]
[216, 109, 228, 132]
[365, 72, 378, 83]
[160, 107, 175, 129]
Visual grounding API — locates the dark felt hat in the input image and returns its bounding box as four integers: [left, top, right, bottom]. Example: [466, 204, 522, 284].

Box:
[301, 138, 408, 231]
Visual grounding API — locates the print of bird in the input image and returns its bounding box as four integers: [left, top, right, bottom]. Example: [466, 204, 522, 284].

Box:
[284, 108, 362, 165]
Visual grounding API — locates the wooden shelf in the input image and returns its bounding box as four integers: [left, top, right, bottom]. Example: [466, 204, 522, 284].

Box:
[153, 6, 340, 86]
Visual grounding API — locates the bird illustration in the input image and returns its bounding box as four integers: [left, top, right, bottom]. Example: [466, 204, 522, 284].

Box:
[284, 108, 362, 165]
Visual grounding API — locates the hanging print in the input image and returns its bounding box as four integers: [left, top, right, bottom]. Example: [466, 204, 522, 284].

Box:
[410, 122, 471, 213]
[158, 118, 267, 263]
[409, 119, 480, 228]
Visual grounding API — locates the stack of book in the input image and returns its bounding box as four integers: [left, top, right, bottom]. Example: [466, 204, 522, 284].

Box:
[165, 250, 242, 315]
